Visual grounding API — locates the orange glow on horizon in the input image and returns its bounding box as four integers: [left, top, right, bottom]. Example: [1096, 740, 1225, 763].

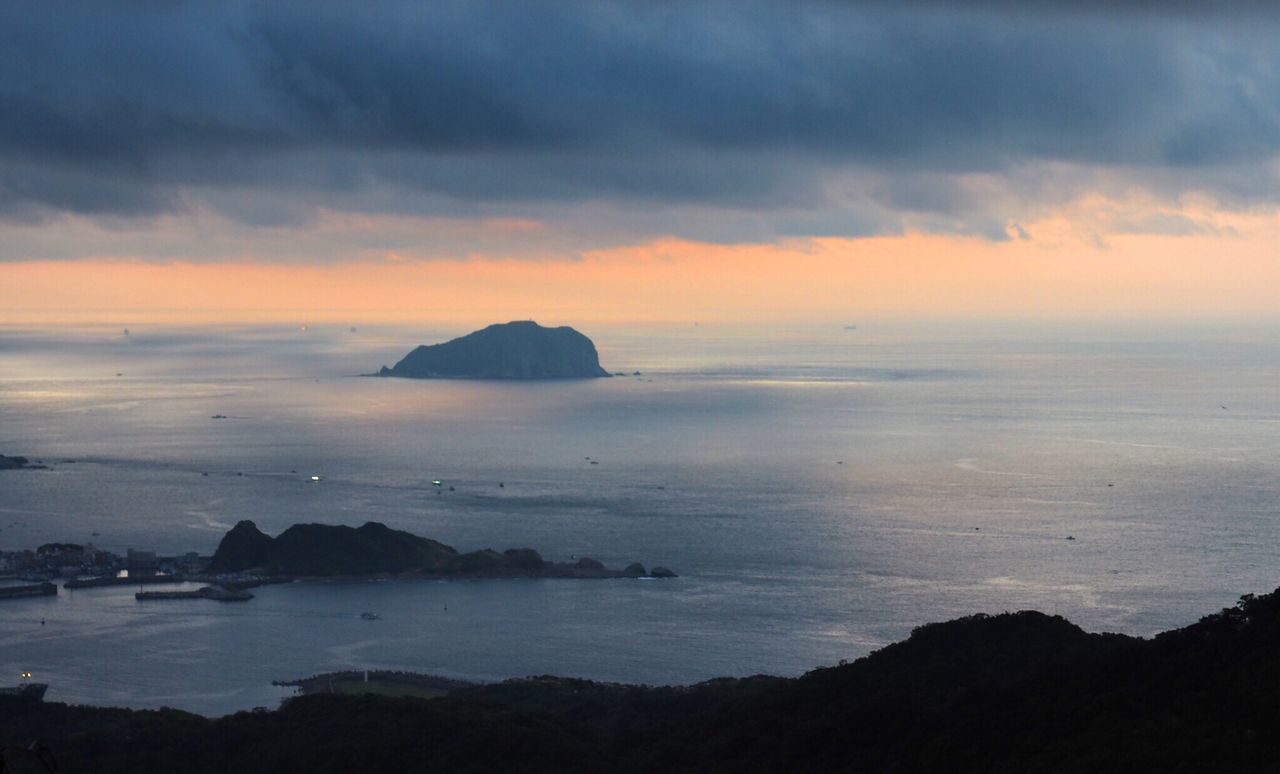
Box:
[2, 201, 1278, 325]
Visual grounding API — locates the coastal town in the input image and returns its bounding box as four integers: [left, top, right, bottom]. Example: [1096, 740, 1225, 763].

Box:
[0, 519, 676, 605]
[0, 539, 207, 583]
[0, 541, 246, 601]
[0, 541, 209, 582]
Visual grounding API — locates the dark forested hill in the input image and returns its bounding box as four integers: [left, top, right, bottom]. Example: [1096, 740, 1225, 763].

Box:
[7, 588, 1280, 772]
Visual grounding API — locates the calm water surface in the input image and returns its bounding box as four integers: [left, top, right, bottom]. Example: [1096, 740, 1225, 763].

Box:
[1, 321, 1277, 715]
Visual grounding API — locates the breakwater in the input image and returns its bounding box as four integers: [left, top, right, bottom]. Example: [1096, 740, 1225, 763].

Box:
[135, 585, 253, 602]
[65, 575, 186, 589]
[0, 582, 57, 599]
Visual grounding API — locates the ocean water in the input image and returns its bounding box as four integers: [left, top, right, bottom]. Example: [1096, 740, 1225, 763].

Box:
[1, 320, 1278, 716]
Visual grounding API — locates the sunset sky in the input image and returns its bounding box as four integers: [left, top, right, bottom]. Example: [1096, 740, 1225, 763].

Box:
[2, 1, 1278, 324]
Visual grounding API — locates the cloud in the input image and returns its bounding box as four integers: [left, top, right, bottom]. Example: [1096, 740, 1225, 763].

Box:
[1, 0, 1278, 256]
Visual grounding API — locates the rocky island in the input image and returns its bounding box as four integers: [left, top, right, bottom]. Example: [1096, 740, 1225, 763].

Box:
[208, 520, 673, 580]
[375, 320, 611, 379]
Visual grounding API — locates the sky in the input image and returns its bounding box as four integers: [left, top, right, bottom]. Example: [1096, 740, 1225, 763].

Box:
[1, 0, 1278, 324]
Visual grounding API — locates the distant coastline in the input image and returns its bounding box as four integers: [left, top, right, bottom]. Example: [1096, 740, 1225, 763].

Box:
[0, 454, 46, 471]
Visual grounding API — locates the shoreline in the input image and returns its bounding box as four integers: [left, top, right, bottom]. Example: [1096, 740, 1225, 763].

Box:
[7, 586, 1280, 771]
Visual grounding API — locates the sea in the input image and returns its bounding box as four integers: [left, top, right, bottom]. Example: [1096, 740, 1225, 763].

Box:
[1, 320, 1277, 716]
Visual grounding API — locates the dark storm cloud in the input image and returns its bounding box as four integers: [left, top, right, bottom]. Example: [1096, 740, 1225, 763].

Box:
[1, 0, 1278, 238]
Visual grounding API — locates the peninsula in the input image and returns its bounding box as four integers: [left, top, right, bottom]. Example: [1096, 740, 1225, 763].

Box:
[208, 520, 673, 580]
[375, 320, 611, 379]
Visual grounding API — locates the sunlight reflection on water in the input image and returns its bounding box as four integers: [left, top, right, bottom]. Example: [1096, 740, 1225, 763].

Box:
[1, 321, 1278, 714]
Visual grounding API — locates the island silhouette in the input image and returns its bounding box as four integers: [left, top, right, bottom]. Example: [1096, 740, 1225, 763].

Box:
[208, 520, 672, 579]
[376, 320, 610, 379]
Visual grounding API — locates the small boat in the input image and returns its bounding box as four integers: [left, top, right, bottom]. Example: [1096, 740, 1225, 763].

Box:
[360, 612, 379, 621]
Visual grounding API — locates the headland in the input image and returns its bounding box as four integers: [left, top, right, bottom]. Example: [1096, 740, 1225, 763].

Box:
[208, 520, 674, 581]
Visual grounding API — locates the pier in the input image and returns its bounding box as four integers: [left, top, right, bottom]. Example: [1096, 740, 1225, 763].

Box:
[0, 583, 57, 600]
[135, 585, 253, 602]
[65, 574, 187, 589]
